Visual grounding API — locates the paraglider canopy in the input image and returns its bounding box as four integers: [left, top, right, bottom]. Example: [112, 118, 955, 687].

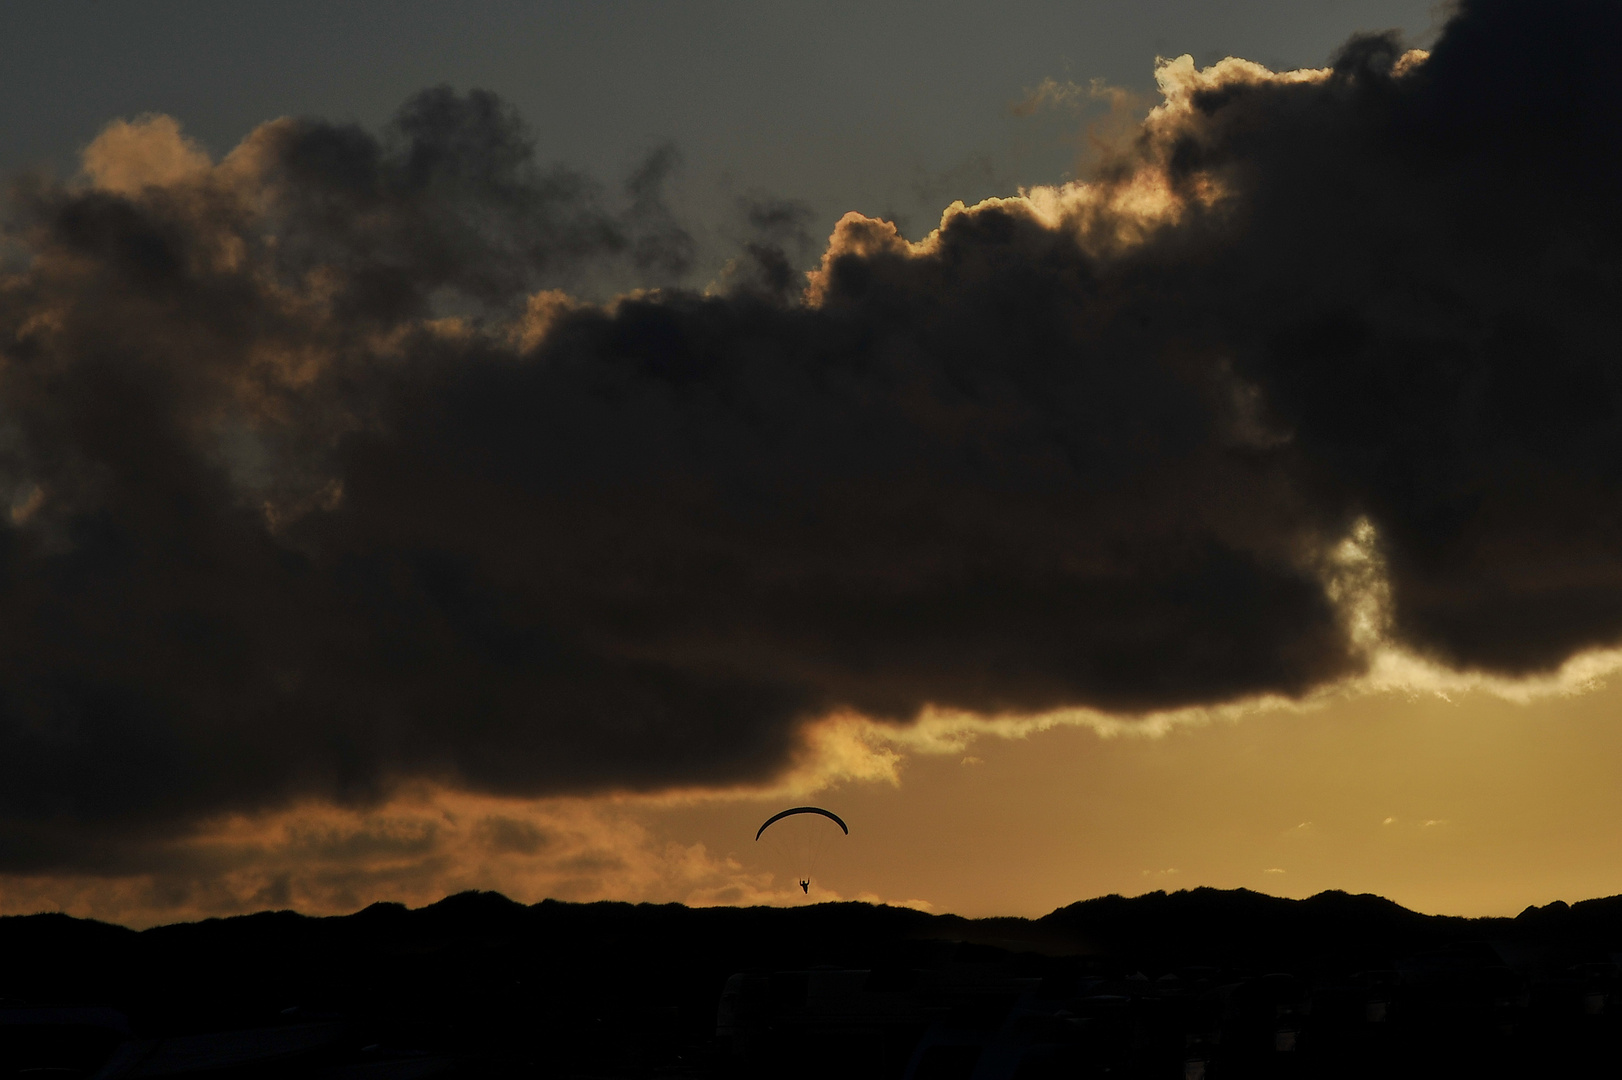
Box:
[754, 806, 848, 841]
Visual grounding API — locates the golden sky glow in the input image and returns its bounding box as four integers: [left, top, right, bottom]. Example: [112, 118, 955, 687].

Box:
[8, 674, 1622, 926]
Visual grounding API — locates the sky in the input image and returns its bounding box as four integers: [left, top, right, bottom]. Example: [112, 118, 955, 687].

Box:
[4, 0, 1622, 927]
[3, 0, 1445, 270]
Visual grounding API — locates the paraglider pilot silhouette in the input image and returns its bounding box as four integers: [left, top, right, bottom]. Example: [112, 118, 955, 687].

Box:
[755, 807, 848, 897]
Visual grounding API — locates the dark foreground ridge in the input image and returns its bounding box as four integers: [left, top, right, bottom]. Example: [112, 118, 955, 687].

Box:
[6, 888, 1622, 1078]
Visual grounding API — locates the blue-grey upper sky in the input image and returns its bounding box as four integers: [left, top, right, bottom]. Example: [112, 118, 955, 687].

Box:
[5, 0, 1442, 254]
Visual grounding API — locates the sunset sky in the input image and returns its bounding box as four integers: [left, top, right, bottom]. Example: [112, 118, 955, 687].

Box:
[5, 0, 1622, 928]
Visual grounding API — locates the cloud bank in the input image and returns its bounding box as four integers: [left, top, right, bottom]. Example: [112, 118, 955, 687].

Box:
[1, 0, 1620, 882]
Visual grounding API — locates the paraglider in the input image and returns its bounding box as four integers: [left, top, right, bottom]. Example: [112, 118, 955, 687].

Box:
[755, 807, 847, 897]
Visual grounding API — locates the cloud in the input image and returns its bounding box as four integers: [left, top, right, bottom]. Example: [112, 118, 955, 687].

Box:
[0, 0, 1620, 886]
[80, 115, 213, 195]
[1011, 77, 1094, 117]
[0, 785, 857, 927]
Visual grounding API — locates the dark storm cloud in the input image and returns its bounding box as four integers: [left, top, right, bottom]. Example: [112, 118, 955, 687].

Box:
[0, 0, 1618, 870]
[1165, 0, 1622, 672]
[721, 195, 819, 300]
[251, 84, 695, 314]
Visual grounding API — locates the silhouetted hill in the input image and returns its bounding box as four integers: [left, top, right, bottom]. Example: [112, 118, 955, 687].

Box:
[8, 889, 1622, 1077]
[1034, 888, 1468, 969]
